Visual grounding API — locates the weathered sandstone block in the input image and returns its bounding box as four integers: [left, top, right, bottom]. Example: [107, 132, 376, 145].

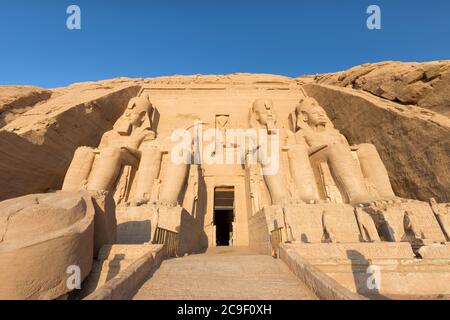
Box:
[0, 192, 95, 299]
[89, 191, 117, 258]
[363, 200, 447, 243]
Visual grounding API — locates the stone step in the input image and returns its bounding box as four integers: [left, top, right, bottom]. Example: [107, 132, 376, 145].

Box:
[132, 247, 318, 300]
[76, 244, 164, 299]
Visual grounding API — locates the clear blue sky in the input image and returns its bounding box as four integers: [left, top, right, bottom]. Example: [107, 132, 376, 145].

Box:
[1, 0, 449, 88]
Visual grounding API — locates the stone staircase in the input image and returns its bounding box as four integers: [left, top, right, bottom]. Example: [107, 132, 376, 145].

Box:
[132, 246, 318, 300]
[75, 244, 164, 299]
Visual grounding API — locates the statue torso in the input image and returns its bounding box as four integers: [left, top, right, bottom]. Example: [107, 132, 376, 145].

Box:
[302, 126, 347, 148]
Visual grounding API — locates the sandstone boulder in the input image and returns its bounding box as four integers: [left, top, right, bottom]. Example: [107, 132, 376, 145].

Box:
[0, 192, 95, 299]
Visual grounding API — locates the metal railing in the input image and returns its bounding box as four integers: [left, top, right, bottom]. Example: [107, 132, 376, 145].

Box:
[270, 227, 284, 258]
[153, 227, 179, 257]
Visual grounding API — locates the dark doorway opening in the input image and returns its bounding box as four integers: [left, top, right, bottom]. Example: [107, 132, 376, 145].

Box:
[214, 210, 234, 246]
[214, 187, 235, 246]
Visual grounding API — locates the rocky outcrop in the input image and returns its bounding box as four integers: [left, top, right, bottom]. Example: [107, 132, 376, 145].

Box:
[0, 86, 52, 128]
[303, 61, 450, 117]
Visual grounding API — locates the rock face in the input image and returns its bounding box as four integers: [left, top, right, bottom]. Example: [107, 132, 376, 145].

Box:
[0, 86, 52, 128]
[305, 61, 450, 117]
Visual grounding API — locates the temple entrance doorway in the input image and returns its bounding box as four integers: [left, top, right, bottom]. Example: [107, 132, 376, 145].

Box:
[213, 187, 235, 246]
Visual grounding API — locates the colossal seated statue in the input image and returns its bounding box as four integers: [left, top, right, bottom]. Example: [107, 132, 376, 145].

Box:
[141, 131, 191, 207]
[248, 98, 320, 206]
[292, 96, 396, 205]
[63, 93, 191, 209]
[62, 93, 155, 195]
[248, 99, 291, 206]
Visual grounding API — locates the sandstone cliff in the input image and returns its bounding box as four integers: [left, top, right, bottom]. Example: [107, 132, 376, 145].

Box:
[0, 86, 52, 128]
[301, 61, 450, 117]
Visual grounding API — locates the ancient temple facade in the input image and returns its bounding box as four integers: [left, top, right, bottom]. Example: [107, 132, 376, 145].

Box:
[1, 72, 449, 300]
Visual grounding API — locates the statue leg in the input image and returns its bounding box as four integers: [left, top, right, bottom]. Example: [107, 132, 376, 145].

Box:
[356, 144, 395, 198]
[87, 147, 138, 191]
[257, 139, 290, 205]
[288, 143, 319, 202]
[158, 161, 190, 207]
[262, 159, 291, 205]
[325, 144, 375, 205]
[134, 145, 162, 205]
[62, 147, 95, 191]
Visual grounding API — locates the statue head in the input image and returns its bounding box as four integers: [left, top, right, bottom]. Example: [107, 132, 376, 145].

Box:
[295, 97, 333, 130]
[114, 93, 154, 134]
[249, 99, 277, 131]
[129, 93, 153, 129]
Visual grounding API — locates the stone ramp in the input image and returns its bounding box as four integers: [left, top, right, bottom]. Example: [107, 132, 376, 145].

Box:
[133, 247, 318, 300]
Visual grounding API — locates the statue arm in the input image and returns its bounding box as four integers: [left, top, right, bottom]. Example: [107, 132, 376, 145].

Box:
[97, 131, 112, 149]
[121, 146, 141, 159]
[140, 128, 156, 141]
[307, 145, 328, 156]
[122, 128, 156, 158]
[340, 133, 350, 145]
